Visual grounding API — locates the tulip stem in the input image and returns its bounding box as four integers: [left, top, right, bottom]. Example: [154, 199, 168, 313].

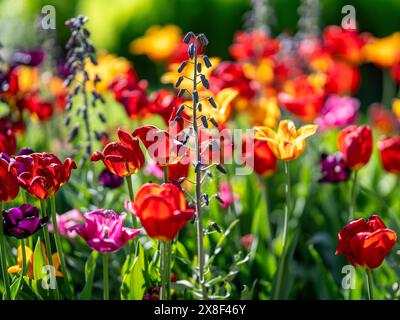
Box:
[21, 239, 27, 276]
[273, 160, 291, 300]
[160, 240, 172, 300]
[349, 170, 358, 221]
[50, 196, 74, 299]
[0, 202, 11, 300]
[103, 253, 109, 300]
[382, 68, 396, 108]
[366, 269, 374, 300]
[40, 199, 58, 299]
[125, 175, 137, 229]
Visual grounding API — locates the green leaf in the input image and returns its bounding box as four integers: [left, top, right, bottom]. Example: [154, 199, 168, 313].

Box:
[121, 242, 146, 300]
[33, 238, 46, 281]
[79, 251, 99, 300]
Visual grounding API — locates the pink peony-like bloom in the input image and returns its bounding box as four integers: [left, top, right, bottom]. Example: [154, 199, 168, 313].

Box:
[315, 95, 359, 131]
[218, 182, 238, 209]
[48, 209, 84, 239]
[71, 210, 141, 253]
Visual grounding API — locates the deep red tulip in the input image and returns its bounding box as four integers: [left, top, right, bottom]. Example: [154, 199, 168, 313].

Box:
[147, 89, 184, 125]
[0, 118, 17, 156]
[133, 125, 186, 167]
[336, 215, 397, 269]
[9, 152, 76, 200]
[18, 94, 54, 121]
[91, 128, 145, 177]
[126, 183, 195, 241]
[338, 125, 373, 170]
[378, 136, 400, 175]
[0, 157, 19, 202]
[325, 60, 360, 95]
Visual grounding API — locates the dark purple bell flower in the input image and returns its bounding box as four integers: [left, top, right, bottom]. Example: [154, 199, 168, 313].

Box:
[319, 152, 351, 183]
[2, 204, 48, 239]
[11, 49, 46, 67]
[99, 169, 124, 189]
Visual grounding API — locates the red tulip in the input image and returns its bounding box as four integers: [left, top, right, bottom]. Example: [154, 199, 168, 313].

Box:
[91, 128, 145, 177]
[0, 157, 19, 202]
[0, 118, 17, 156]
[338, 125, 373, 170]
[132, 125, 186, 167]
[147, 89, 184, 125]
[126, 183, 195, 241]
[336, 215, 397, 269]
[9, 152, 76, 200]
[242, 137, 277, 177]
[18, 94, 54, 121]
[378, 136, 400, 175]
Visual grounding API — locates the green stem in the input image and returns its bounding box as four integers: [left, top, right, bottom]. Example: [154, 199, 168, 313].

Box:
[39, 199, 57, 299]
[366, 269, 374, 300]
[0, 202, 11, 300]
[21, 239, 27, 276]
[103, 253, 109, 300]
[349, 170, 358, 222]
[50, 196, 74, 299]
[160, 240, 172, 300]
[273, 161, 291, 300]
[163, 166, 168, 183]
[382, 68, 396, 107]
[125, 175, 137, 229]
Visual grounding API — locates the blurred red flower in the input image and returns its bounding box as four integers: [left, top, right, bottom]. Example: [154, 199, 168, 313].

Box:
[18, 94, 54, 121]
[0, 118, 17, 156]
[10, 152, 76, 200]
[229, 30, 280, 61]
[323, 26, 367, 64]
[91, 128, 145, 177]
[337, 125, 373, 170]
[242, 137, 277, 177]
[325, 60, 360, 95]
[336, 215, 397, 269]
[278, 75, 325, 122]
[0, 157, 19, 202]
[378, 136, 400, 175]
[147, 89, 184, 125]
[126, 182, 195, 241]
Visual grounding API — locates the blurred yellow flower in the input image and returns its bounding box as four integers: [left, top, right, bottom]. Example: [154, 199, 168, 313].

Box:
[17, 66, 40, 93]
[393, 98, 400, 119]
[83, 53, 131, 93]
[363, 32, 400, 68]
[161, 57, 220, 91]
[249, 96, 281, 128]
[186, 88, 238, 125]
[8, 245, 63, 279]
[130, 25, 182, 62]
[255, 120, 317, 160]
[242, 58, 274, 84]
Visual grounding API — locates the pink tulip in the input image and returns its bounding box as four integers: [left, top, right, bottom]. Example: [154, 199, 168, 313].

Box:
[315, 95, 359, 131]
[48, 209, 84, 239]
[71, 210, 141, 253]
[218, 182, 238, 209]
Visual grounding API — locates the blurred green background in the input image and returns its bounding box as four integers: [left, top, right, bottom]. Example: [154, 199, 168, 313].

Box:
[1, 0, 400, 107]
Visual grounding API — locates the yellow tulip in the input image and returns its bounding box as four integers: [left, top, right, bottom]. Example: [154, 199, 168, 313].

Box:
[130, 25, 182, 62]
[17, 66, 40, 93]
[242, 58, 274, 85]
[8, 245, 63, 279]
[255, 120, 318, 160]
[250, 96, 281, 129]
[363, 32, 400, 68]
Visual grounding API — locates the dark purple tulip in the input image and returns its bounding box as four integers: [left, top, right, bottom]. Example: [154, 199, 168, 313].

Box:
[17, 147, 34, 156]
[2, 204, 48, 239]
[319, 152, 351, 183]
[11, 49, 46, 67]
[99, 168, 124, 189]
